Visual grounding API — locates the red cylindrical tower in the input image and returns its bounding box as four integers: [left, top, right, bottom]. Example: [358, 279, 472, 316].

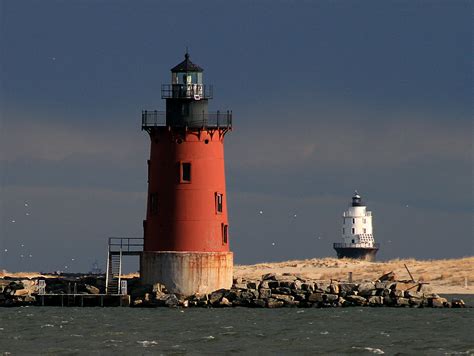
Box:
[140, 53, 233, 295]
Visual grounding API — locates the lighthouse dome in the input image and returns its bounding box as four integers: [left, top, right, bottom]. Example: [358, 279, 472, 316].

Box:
[351, 191, 363, 207]
[171, 52, 203, 73]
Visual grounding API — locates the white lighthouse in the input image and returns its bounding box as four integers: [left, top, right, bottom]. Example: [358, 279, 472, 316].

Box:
[333, 192, 379, 261]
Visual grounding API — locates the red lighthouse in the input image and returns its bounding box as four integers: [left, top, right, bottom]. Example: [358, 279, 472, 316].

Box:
[140, 53, 233, 295]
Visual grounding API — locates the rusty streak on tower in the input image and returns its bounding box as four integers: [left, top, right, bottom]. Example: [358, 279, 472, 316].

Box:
[140, 53, 233, 295]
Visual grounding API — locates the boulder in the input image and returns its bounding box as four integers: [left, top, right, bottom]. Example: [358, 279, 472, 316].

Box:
[317, 283, 329, 293]
[246, 281, 258, 290]
[219, 297, 232, 307]
[23, 295, 36, 303]
[13, 289, 29, 297]
[233, 283, 248, 290]
[368, 296, 384, 306]
[262, 273, 276, 280]
[391, 290, 404, 298]
[375, 281, 389, 290]
[251, 299, 266, 308]
[291, 280, 303, 290]
[404, 290, 423, 299]
[292, 292, 307, 302]
[345, 295, 367, 306]
[241, 290, 257, 300]
[395, 297, 410, 307]
[417, 283, 433, 293]
[85, 285, 100, 295]
[224, 289, 241, 302]
[338, 283, 357, 296]
[308, 292, 323, 303]
[209, 290, 226, 305]
[451, 299, 466, 308]
[272, 294, 294, 303]
[258, 288, 271, 299]
[408, 297, 422, 307]
[357, 282, 376, 297]
[301, 283, 314, 291]
[268, 281, 280, 289]
[328, 283, 339, 295]
[233, 277, 243, 285]
[378, 271, 396, 282]
[429, 297, 448, 308]
[266, 298, 284, 308]
[383, 296, 395, 306]
[323, 294, 339, 303]
[273, 287, 292, 295]
[165, 294, 179, 308]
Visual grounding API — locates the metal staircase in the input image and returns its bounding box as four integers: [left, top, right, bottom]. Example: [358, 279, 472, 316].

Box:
[105, 237, 143, 295]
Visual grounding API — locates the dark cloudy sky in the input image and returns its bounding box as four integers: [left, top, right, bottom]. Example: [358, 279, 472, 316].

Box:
[0, 0, 472, 272]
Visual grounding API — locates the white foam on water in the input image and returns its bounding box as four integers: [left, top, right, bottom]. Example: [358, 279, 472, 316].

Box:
[296, 310, 305, 313]
[380, 331, 390, 337]
[223, 326, 233, 329]
[352, 346, 384, 354]
[137, 340, 158, 347]
[40, 324, 54, 328]
[70, 334, 83, 337]
[320, 331, 329, 335]
[203, 336, 215, 340]
[0, 328, 4, 331]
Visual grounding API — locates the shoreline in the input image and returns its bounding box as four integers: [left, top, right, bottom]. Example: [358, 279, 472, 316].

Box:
[2, 256, 473, 296]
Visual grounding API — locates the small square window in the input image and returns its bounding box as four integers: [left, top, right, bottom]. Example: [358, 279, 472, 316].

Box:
[352, 228, 355, 234]
[352, 218, 355, 224]
[180, 162, 191, 183]
[215, 193, 223, 213]
[363, 228, 367, 234]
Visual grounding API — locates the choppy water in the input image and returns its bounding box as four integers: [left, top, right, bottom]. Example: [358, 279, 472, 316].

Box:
[1, 295, 472, 355]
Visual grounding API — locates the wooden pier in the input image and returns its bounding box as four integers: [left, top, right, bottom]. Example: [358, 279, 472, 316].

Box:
[36, 294, 131, 307]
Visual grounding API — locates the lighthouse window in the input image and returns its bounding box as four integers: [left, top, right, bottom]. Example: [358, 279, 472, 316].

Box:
[352, 228, 355, 234]
[363, 228, 367, 234]
[149, 193, 158, 215]
[180, 162, 191, 183]
[222, 224, 228, 244]
[147, 160, 151, 183]
[216, 193, 223, 213]
[352, 218, 355, 224]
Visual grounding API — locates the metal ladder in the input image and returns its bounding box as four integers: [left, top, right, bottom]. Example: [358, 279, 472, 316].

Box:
[106, 251, 122, 295]
[105, 237, 143, 295]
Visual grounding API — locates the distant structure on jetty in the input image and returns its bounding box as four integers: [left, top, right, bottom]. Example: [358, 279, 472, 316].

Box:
[140, 52, 233, 295]
[333, 192, 379, 261]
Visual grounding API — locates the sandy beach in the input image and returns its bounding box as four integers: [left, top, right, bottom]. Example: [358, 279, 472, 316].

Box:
[234, 257, 474, 295]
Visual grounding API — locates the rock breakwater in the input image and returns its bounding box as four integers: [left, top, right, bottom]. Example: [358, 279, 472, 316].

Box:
[133, 272, 467, 309]
[0, 272, 467, 308]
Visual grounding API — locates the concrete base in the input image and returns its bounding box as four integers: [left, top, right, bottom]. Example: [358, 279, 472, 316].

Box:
[140, 251, 233, 296]
[334, 247, 378, 262]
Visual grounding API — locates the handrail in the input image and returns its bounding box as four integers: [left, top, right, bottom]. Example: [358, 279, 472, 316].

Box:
[141, 110, 232, 129]
[333, 242, 380, 249]
[161, 84, 213, 99]
[108, 237, 143, 253]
